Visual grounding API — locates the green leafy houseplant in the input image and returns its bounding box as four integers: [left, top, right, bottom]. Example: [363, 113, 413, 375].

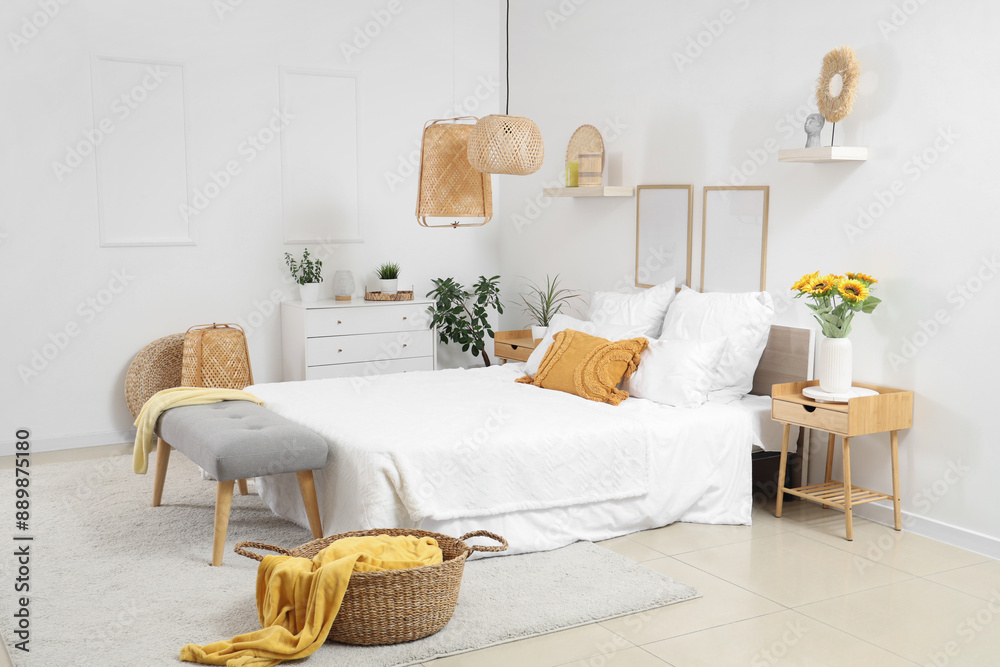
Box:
[519, 274, 581, 328]
[427, 275, 503, 367]
[374, 262, 401, 280]
[284, 249, 323, 285]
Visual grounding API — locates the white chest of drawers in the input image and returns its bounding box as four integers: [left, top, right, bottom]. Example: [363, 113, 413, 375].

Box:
[281, 299, 436, 381]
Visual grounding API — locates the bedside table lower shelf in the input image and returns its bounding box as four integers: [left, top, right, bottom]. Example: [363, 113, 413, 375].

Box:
[782, 480, 892, 510]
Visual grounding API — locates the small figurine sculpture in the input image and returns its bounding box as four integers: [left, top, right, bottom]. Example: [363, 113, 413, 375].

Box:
[804, 113, 825, 148]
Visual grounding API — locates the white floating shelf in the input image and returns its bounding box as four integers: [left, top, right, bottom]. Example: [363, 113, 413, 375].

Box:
[543, 186, 635, 198]
[778, 147, 868, 163]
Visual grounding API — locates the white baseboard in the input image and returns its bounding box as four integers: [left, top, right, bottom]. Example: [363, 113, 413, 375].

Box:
[854, 501, 1000, 560]
[0, 428, 134, 455]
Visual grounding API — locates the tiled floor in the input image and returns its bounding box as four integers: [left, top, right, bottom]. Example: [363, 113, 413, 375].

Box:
[0, 500, 994, 667]
[421, 501, 999, 667]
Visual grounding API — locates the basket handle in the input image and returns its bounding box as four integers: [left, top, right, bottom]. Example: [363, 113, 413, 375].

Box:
[234, 541, 293, 562]
[459, 531, 508, 553]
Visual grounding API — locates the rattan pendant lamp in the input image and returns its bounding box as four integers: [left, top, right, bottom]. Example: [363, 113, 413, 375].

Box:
[466, 0, 544, 175]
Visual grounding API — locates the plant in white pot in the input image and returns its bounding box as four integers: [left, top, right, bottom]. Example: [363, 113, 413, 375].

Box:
[374, 261, 401, 295]
[519, 274, 581, 340]
[792, 271, 881, 394]
[285, 249, 324, 302]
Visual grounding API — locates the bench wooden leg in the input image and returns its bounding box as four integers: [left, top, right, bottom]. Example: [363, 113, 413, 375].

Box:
[296, 470, 324, 540]
[212, 480, 235, 566]
[152, 439, 171, 507]
[237, 479, 249, 496]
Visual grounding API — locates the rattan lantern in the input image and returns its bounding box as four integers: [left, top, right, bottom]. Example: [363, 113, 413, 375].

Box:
[416, 117, 493, 228]
[467, 114, 545, 175]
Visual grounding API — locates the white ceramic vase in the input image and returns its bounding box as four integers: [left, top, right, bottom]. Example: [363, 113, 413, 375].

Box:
[376, 278, 398, 295]
[531, 325, 547, 341]
[298, 282, 321, 302]
[818, 336, 853, 394]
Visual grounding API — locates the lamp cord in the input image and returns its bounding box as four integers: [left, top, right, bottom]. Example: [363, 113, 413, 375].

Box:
[505, 0, 509, 115]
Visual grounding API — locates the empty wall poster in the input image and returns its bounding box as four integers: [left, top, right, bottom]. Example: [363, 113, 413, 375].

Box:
[280, 70, 361, 243]
[635, 185, 693, 289]
[701, 186, 769, 292]
[92, 57, 191, 246]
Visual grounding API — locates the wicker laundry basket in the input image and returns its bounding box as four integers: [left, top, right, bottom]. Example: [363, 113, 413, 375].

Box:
[234, 528, 507, 645]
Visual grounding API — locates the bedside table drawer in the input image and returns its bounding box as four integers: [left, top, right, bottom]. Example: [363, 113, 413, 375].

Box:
[495, 341, 534, 362]
[772, 400, 849, 434]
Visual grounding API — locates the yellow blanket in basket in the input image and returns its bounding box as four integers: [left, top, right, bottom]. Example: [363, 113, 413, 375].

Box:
[180, 535, 443, 667]
[132, 386, 262, 474]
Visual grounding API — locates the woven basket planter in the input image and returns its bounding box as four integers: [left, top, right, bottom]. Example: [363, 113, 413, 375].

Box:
[467, 114, 545, 176]
[416, 117, 492, 228]
[123, 333, 186, 419]
[235, 528, 508, 646]
[181, 323, 253, 390]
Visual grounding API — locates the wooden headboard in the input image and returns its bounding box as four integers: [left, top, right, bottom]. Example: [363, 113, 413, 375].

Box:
[751, 325, 815, 396]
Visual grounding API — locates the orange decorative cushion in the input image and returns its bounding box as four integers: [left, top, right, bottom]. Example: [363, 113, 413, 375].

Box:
[516, 329, 648, 405]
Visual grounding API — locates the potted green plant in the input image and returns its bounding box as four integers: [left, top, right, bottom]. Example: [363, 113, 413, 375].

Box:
[427, 275, 503, 366]
[374, 261, 401, 295]
[519, 274, 581, 340]
[284, 249, 323, 302]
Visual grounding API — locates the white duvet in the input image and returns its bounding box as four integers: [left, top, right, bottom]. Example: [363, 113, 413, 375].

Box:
[249, 364, 754, 555]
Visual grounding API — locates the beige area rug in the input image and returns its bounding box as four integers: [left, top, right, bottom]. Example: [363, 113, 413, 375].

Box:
[0, 454, 698, 666]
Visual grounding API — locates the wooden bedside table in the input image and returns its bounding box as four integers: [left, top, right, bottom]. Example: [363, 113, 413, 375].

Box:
[772, 380, 913, 540]
[494, 330, 540, 364]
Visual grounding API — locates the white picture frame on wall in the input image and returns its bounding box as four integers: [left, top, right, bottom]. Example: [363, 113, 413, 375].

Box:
[279, 68, 362, 244]
[701, 185, 769, 292]
[635, 185, 693, 289]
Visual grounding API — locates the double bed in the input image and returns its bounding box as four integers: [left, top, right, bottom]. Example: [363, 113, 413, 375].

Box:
[247, 324, 813, 556]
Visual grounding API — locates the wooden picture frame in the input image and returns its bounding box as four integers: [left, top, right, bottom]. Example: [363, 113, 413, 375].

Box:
[635, 185, 693, 289]
[701, 186, 769, 292]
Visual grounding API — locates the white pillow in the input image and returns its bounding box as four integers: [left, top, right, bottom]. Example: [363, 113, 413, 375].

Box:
[628, 338, 727, 408]
[658, 287, 774, 403]
[523, 313, 648, 376]
[587, 279, 676, 338]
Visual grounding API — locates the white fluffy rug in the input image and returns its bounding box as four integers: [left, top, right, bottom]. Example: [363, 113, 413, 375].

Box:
[0, 454, 698, 666]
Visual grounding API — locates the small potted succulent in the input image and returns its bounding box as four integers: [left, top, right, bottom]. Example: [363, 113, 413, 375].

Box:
[374, 261, 401, 295]
[519, 274, 581, 340]
[285, 249, 323, 302]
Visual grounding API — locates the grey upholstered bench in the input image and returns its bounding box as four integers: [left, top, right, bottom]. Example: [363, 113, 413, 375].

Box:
[152, 401, 329, 566]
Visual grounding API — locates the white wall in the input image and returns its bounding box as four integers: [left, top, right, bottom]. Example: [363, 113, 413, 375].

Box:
[0, 0, 503, 452]
[497, 1, 1000, 553]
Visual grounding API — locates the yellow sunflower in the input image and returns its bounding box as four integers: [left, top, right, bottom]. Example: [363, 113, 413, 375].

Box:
[808, 274, 839, 296]
[846, 272, 877, 285]
[791, 271, 819, 292]
[838, 278, 869, 303]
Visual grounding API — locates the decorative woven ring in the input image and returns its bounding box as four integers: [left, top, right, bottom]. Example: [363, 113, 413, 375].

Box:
[123, 333, 186, 419]
[816, 46, 861, 124]
[467, 114, 545, 176]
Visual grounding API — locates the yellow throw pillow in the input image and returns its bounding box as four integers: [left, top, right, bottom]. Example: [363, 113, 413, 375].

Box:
[517, 329, 648, 405]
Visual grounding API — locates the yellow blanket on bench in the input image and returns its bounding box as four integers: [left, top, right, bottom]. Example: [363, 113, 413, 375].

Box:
[132, 387, 262, 474]
[180, 535, 443, 666]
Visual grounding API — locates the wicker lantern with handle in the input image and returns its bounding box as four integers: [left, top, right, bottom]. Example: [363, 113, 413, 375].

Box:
[181, 323, 253, 390]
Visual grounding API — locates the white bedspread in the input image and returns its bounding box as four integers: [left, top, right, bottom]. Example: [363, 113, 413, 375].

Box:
[250, 365, 754, 555]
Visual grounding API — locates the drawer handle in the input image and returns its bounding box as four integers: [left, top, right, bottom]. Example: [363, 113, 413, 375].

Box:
[338, 349, 343, 353]
[403, 343, 407, 348]
[337, 320, 342, 324]
[402, 316, 407, 320]
[804, 405, 816, 413]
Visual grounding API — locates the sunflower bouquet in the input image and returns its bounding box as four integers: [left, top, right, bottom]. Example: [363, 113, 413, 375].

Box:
[791, 272, 881, 338]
